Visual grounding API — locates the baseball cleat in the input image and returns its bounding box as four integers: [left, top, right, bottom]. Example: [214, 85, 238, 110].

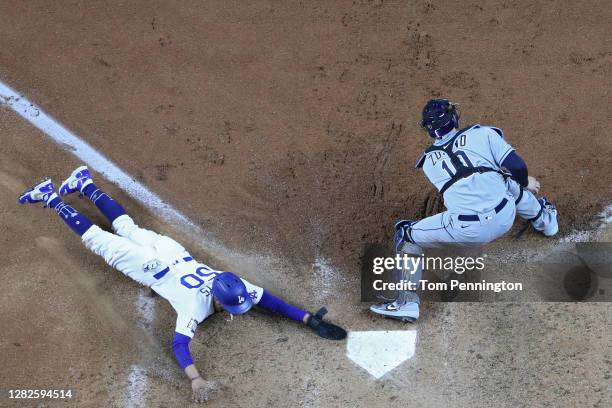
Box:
[19, 178, 57, 205]
[59, 165, 93, 196]
[369, 300, 419, 323]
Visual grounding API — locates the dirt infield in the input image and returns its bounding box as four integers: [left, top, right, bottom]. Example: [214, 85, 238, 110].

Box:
[1, 0, 610, 270]
[0, 1, 610, 407]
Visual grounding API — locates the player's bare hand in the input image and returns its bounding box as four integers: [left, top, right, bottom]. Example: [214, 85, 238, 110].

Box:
[191, 377, 222, 403]
[526, 176, 540, 194]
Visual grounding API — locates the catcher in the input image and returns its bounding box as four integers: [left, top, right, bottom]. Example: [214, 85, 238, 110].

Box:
[19, 166, 347, 403]
[370, 99, 559, 322]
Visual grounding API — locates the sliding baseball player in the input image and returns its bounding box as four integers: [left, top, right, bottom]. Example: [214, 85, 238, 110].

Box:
[19, 166, 346, 403]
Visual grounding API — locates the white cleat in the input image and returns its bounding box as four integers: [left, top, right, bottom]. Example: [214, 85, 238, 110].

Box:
[59, 165, 93, 196]
[370, 300, 419, 323]
[19, 178, 57, 205]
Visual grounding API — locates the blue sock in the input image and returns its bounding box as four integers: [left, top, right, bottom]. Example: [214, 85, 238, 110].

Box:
[48, 196, 93, 236]
[257, 291, 307, 322]
[81, 183, 126, 223]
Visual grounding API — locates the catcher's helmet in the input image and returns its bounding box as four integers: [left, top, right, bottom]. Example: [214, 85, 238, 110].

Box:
[211, 272, 254, 315]
[421, 99, 459, 139]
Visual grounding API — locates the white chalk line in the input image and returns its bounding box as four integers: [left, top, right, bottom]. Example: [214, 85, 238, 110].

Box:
[312, 255, 351, 303]
[136, 288, 156, 329]
[0, 79, 216, 404]
[560, 204, 612, 242]
[0, 80, 236, 256]
[125, 364, 148, 408]
[0, 79, 422, 382]
[8, 76, 608, 382]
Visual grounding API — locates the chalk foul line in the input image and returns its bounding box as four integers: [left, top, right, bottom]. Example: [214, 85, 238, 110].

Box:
[1, 78, 421, 381]
[0, 79, 230, 253]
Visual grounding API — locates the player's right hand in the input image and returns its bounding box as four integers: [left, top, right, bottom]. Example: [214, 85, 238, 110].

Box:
[526, 176, 540, 194]
[191, 377, 222, 403]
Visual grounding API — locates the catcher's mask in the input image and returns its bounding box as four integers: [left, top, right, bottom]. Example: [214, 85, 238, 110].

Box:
[211, 272, 254, 315]
[421, 99, 460, 139]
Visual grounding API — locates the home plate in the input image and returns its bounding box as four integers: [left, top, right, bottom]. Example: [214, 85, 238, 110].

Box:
[346, 331, 417, 379]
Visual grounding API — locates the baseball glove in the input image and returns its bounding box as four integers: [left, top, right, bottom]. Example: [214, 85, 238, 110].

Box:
[307, 307, 347, 340]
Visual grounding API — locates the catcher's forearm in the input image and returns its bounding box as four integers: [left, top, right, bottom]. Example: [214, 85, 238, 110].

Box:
[501, 151, 528, 187]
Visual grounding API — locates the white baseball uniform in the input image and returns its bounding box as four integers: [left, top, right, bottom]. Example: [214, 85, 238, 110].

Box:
[81, 214, 263, 338]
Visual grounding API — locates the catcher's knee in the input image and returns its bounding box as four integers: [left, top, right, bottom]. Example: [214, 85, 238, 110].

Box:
[394, 219, 420, 254]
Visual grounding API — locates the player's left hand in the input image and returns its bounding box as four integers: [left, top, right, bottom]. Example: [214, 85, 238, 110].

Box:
[526, 176, 540, 194]
[191, 377, 222, 403]
[306, 307, 347, 340]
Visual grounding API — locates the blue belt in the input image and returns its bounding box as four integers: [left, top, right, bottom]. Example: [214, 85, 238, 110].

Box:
[457, 198, 508, 222]
[153, 257, 193, 280]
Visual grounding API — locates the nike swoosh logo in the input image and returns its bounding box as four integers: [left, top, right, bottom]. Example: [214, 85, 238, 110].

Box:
[461, 225, 469, 228]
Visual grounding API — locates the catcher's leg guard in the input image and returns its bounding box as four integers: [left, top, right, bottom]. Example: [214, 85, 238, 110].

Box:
[507, 179, 558, 237]
[394, 219, 416, 253]
[394, 241, 424, 305]
[370, 223, 423, 322]
[529, 197, 559, 237]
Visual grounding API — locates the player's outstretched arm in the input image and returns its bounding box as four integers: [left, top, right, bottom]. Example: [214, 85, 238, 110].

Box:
[173, 332, 221, 403]
[304, 307, 348, 340]
[256, 291, 347, 340]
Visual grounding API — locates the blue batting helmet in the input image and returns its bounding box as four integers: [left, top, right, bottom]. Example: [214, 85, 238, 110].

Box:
[211, 272, 254, 315]
[421, 99, 459, 138]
